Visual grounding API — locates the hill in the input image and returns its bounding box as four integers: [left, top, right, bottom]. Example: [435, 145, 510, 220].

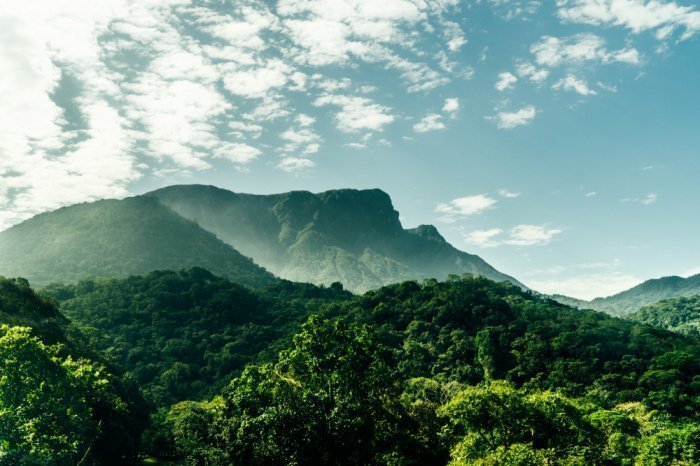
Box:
[45, 268, 353, 407]
[155, 275, 700, 465]
[552, 274, 700, 316]
[0, 277, 147, 464]
[627, 295, 700, 336]
[147, 184, 524, 293]
[0, 196, 276, 288]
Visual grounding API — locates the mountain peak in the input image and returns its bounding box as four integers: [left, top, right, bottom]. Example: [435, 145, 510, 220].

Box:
[407, 224, 447, 243]
[150, 184, 523, 292]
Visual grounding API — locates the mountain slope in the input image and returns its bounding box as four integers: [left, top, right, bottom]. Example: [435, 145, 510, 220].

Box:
[626, 295, 700, 336]
[45, 268, 353, 406]
[0, 277, 147, 464]
[0, 196, 275, 288]
[553, 274, 700, 316]
[147, 184, 524, 293]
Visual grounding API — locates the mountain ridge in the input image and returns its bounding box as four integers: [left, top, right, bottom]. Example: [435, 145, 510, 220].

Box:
[0, 195, 276, 288]
[552, 273, 700, 316]
[147, 184, 525, 292]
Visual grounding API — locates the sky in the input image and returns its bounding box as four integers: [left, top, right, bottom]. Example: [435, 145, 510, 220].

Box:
[1, 0, 699, 300]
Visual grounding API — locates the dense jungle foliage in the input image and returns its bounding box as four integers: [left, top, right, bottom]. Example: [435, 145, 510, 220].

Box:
[42, 271, 700, 464]
[627, 295, 700, 337]
[43, 268, 353, 407]
[0, 278, 148, 465]
[3, 269, 699, 464]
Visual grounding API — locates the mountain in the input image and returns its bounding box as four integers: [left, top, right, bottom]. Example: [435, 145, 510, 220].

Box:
[626, 295, 700, 336]
[45, 268, 352, 406]
[157, 275, 700, 465]
[147, 184, 524, 293]
[552, 274, 700, 316]
[0, 196, 275, 288]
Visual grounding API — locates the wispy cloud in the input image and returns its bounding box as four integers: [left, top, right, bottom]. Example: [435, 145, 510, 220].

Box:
[531, 33, 642, 68]
[465, 224, 562, 247]
[498, 189, 521, 198]
[490, 106, 537, 129]
[506, 225, 562, 246]
[464, 228, 503, 248]
[557, 0, 700, 41]
[413, 114, 445, 133]
[495, 71, 518, 91]
[442, 98, 460, 115]
[314, 94, 395, 133]
[436, 194, 497, 222]
[621, 192, 658, 204]
[553, 75, 597, 95]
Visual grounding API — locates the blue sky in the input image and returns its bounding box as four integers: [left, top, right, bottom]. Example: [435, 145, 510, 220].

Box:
[1, 0, 699, 298]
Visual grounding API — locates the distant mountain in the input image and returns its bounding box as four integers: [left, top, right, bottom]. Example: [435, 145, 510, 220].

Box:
[0, 196, 275, 288]
[626, 295, 700, 336]
[552, 274, 700, 316]
[147, 184, 524, 293]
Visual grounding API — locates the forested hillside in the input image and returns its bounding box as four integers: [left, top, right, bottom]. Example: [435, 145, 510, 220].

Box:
[627, 295, 700, 337]
[156, 276, 700, 465]
[45, 268, 353, 406]
[148, 185, 524, 292]
[0, 277, 147, 464]
[0, 196, 276, 288]
[44, 270, 700, 464]
[554, 274, 700, 316]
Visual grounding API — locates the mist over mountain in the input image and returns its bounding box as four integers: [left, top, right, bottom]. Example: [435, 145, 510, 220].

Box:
[552, 274, 700, 316]
[148, 184, 524, 293]
[0, 196, 275, 288]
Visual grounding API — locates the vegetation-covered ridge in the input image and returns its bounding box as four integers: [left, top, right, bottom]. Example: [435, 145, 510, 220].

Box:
[0, 277, 147, 465]
[44, 268, 353, 407]
[553, 273, 700, 316]
[147, 184, 524, 292]
[6, 268, 700, 464]
[0, 195, 276, 288]
[160, 276, 700, 465]
[627, 294, 700, 337]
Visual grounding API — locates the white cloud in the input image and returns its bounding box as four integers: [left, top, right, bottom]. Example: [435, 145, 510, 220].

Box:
[498, 189, 521, 198]
[464, 228, 503, 248]
[642, 192, 658, 205]
[442, 19, 467, 51]
[222, 59, 294, 99]
[557, 0, 700, 40]
[585, 191, 597, 197]
[491, 106, 537, 129]
[516, 62, 550, 82]
[553, 75, 597, 95]
[314, 94, 395, 133]
[229, 121, 263, 139]
[621, 192, 658, 204]
[277, 157, 315, 172]
[531, 34, 642, 67]
[413, 114, 445, 133]
[505, 224, 562, 246]
[214, 143, 262, 164]
[296, 114, 316, 127]
[464, 223, 561, 247]
[435, 194, 497, 222]
[443, 98, 460, 115]
[495, 71, 518, 91]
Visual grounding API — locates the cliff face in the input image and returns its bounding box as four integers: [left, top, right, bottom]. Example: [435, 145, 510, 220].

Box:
[149, 184, 525, 293]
